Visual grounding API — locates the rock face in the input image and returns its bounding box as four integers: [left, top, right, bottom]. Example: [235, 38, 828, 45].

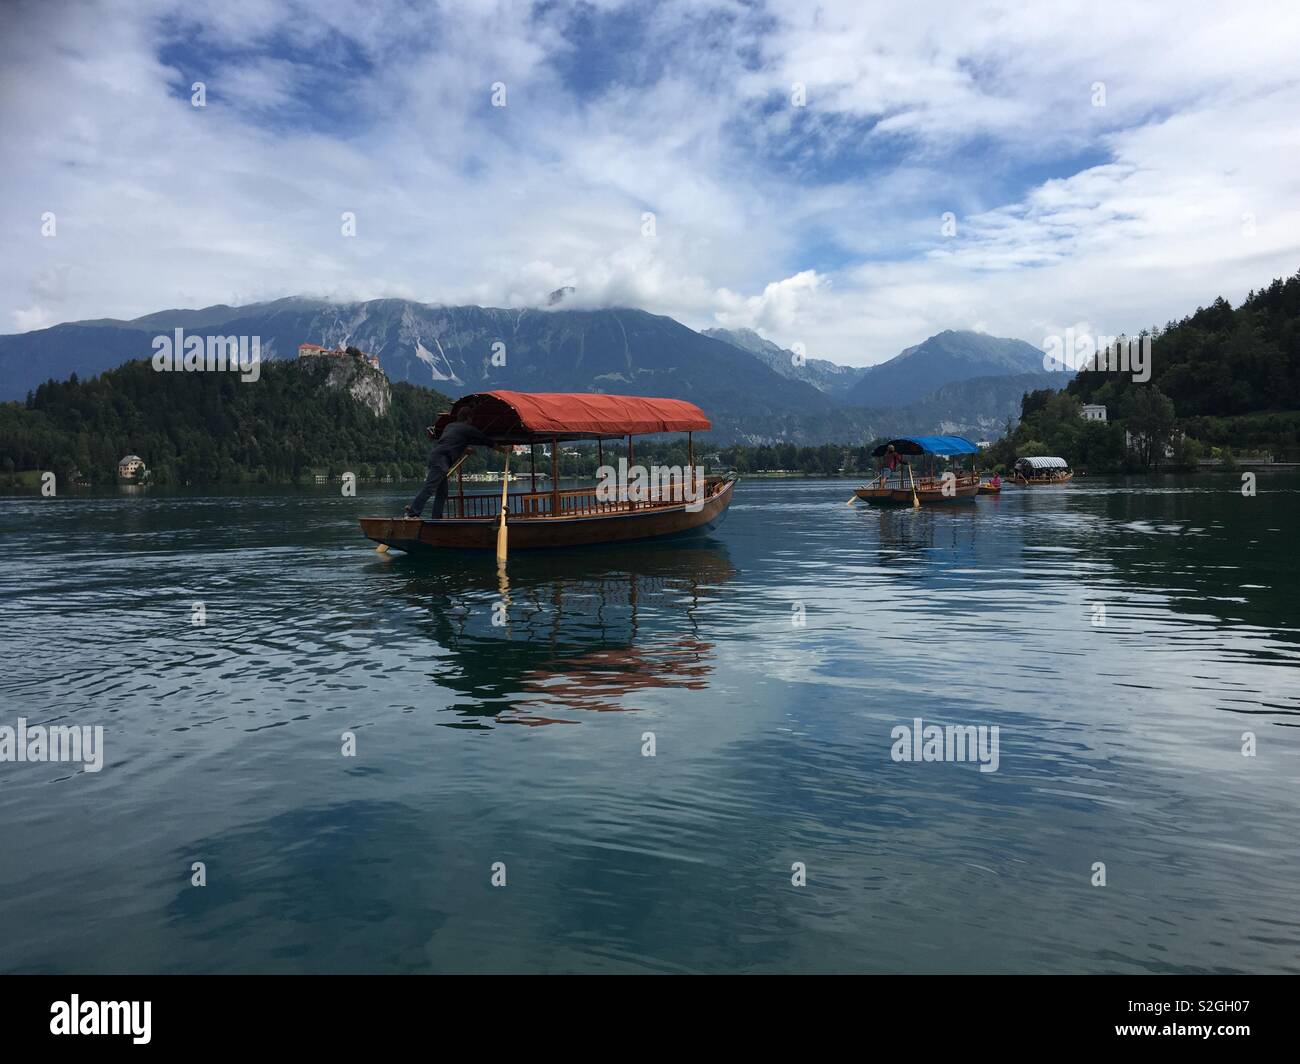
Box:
[317, 355, 391, 417]
[292, 349, 393, 416]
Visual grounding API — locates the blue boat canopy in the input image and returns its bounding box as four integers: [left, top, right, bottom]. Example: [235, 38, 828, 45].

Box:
[872, 435, 980, 457]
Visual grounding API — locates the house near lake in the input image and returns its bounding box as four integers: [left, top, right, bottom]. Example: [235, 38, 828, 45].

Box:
[117, 455, 146, 481]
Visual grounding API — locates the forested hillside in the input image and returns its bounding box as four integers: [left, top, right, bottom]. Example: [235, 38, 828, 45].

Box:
[987, 269, 1300, 470]
[0, 357, 453, 486]
[1067, 270, 1300, 418]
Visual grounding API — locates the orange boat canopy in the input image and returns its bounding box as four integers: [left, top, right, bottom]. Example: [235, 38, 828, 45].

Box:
[434, 390, 711, 442]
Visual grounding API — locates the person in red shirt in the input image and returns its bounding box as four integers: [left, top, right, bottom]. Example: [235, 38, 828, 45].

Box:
[881, 444, 900, 483]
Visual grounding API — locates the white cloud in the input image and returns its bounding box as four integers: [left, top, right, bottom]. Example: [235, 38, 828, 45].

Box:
[0, 0, 1297, 372]
[715, 270, 825, 335]
[12, 306, 55, 332]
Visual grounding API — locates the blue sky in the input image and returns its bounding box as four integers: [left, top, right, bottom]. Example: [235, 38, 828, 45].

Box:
[2, 0, 1298, 365]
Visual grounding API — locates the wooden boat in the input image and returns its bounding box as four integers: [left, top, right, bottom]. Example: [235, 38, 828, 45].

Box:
[360, 390, 736, 553]
[977, 481, 1002, 495]
[1011, 456, 1073, 485]
[853, 435, 981, 506]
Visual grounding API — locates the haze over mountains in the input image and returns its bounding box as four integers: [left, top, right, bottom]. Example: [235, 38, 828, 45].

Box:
[0, 297, 1059, 443]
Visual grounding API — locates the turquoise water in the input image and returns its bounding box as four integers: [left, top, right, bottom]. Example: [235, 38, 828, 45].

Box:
[0, 476, 1297, 973]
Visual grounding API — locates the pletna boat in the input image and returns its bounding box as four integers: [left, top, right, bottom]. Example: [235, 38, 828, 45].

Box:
[360, 390, 736, 553]
[1011, 456, 1073, 485]
[852, 435, 981, 506]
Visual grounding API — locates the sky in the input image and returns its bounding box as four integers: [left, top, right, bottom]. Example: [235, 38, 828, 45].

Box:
[2, 0, 1299, 366]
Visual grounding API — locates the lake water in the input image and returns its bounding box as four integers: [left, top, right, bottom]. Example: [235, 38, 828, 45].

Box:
[1, 475, 1297, 973]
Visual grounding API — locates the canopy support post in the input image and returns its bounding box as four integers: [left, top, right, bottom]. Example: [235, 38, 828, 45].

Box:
[530, 444, 537, 510]
[596, 439, 604, 515]
[551, 437, 559, 516]
[687, 431, 694, 503]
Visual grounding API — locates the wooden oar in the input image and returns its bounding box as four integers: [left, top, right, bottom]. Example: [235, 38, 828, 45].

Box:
[495, 449, 511, 564]
[846, 470, 883, 504]
[907, 464, 921, 509]
[445, 450, 472, 481]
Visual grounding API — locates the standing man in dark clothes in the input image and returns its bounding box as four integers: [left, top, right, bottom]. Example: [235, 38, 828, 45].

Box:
[404, 407, 499, 519]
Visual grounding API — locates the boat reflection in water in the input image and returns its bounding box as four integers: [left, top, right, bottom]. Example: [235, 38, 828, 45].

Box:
[869, 502, 981, 567]
[375, 543, 737, 727]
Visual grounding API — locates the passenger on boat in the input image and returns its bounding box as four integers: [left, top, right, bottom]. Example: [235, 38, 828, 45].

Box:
[405, 408, 499, 519]
[990, 472, 1002, 489]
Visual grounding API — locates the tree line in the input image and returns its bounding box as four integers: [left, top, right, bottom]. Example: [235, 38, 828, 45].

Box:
[0, 358, 913, 486]
[987, 268, 1300, 471]
[6, 268, 1297, 487]
[0, 359, 457, 486]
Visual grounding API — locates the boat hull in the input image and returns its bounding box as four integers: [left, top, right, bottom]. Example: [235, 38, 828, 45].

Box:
[1013, 473, 1074, 486]
[977, 484, 1001, 495]
[854, 478, 980, 506]
[361, 478, 735, 553]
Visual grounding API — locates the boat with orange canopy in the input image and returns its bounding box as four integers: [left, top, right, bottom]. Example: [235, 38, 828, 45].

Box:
[359, 390, 736, 553]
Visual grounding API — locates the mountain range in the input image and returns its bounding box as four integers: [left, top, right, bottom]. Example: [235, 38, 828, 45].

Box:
[0, 297, 1059, 443]
[701, 327, 872, 394]
[847, 329, 1048, 407]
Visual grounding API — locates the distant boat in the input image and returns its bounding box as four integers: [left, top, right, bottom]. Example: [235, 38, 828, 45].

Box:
[852, 436, 980, 506]
[1011, 456, 1073, 485]
[360, 390, 736, 553]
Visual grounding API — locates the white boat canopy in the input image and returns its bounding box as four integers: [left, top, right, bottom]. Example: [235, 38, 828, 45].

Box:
[1016, 456, 1069, 469]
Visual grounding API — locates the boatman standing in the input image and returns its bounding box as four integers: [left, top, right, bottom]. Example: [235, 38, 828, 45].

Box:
[881, 443, 901, 483]
[405, 407, 500, 519]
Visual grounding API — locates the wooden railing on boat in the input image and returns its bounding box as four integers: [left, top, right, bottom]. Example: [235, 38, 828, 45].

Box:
[452, 475, 727, 519]
[872, 471, 980, 492]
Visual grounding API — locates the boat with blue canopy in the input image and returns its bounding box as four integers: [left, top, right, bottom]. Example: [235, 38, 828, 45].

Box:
[851, 435, 981, 507]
